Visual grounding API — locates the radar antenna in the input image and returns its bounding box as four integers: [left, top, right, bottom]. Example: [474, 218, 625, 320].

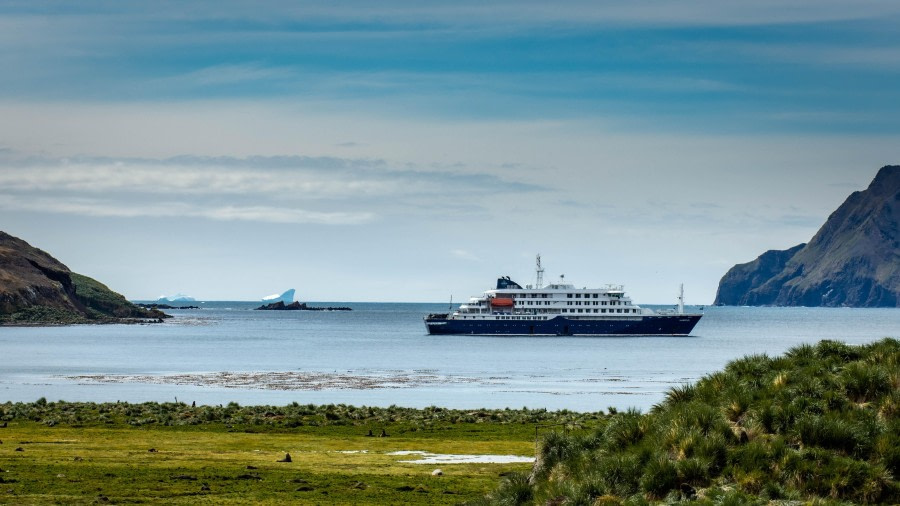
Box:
[535, 254, 545, 289]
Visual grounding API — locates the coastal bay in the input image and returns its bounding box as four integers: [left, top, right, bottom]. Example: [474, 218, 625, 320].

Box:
[1, 303, 897, 411]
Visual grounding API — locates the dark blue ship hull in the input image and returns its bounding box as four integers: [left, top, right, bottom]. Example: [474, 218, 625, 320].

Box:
[424, 314, 701, 336]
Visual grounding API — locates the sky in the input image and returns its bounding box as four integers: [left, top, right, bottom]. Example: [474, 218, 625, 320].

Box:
[1, 1, 899, 303]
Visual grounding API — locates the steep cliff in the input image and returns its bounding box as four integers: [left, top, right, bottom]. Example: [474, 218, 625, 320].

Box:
[715, 165, 899, 307]
[0, 231, 167, 323]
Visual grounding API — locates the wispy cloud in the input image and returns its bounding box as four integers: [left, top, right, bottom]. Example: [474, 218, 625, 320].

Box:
[0, 153, 548, 197]
[6, 1, 898, 29]
[450, 249, 482, 262]
[0, 193, 374, 225]
[0, 152, 548, 224]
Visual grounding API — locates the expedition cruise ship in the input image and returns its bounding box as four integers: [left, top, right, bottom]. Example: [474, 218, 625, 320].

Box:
[425, 256, 702, 336]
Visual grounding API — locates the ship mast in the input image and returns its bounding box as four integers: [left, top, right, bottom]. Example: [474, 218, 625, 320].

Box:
[677, 283, 685, 315]
[535, 254, 544, 289]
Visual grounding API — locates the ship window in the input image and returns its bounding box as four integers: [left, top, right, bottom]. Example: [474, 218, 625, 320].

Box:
[575, 293, 581, 298]
[578, 309, 583, 313]
[567, 294, 572, 298]
[601, 309, 606, 313]
[593, 294, 598, 298]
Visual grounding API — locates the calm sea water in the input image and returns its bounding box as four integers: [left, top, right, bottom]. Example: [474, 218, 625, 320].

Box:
[1, 303, 898, 412]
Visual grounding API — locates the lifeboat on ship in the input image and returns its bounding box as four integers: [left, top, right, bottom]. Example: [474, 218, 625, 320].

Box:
[490, 297, 514, 307]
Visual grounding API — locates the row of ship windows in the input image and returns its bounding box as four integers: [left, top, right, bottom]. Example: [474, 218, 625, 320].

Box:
[516, 300, 627, 306]
[460, 308, 638, 318]
[565, 308, 637, 313]
[508, 293, 620, 299]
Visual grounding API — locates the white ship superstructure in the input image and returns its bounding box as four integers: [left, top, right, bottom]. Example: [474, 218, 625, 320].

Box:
[425, 255, 701, 336]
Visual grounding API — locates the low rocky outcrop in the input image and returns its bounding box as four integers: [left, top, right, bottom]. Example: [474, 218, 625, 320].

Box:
[136, 303, 201, 310]
[255, 301, 351, 311]
[0, 231, 169, 324]
[715, 165, 899, 307]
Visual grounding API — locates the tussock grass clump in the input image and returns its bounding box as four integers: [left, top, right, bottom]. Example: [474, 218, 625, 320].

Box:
[479, 338, 900, 505]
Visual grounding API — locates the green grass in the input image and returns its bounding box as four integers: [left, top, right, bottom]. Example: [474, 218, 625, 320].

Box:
[0, 402, 604, 504]
[480, 338, 900, 505]
[70, 272, 165, 320]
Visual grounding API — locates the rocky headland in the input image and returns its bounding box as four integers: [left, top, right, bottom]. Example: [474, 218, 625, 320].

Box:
[715, 165, 899, 307]
[0, 231, 169, 324]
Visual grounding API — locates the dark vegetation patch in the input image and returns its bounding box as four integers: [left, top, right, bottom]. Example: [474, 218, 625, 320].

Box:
[474, 338, 900, 505]
[0, 399, 603, 436]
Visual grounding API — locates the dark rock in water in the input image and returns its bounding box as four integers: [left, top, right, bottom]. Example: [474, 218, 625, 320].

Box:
[0, 231, 170, 324]
[136, 303, 200, 310]
[255, 301, 352, 311]
[715, 165, 900, 307]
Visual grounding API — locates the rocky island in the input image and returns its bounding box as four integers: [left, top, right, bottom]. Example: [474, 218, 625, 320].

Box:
[0, 231, 169, 324]
[255, 301, 352, 311]
[715, 165, 899, 307]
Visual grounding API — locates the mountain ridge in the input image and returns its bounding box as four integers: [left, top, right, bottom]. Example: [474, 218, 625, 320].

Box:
[715, 165, 899, 307]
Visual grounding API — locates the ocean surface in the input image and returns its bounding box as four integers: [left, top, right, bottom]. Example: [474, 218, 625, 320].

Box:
[1, 303, 898, 412]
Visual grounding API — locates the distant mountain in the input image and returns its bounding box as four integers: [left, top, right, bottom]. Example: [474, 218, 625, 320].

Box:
[0, 231, 168, 324]
[715, 165, 899, 307]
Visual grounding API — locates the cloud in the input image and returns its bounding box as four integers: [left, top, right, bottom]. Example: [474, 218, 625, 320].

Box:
[7, 1, 899, 29]
[0, 153, 548, 198]
[451, 249, 482, 262]
[0, 193, 374, 225]
[0, 152, 549, 224]
[157, 64, 298, 88]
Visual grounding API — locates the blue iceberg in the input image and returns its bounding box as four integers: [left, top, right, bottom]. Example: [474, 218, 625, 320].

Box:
[262, 289, 295, 304]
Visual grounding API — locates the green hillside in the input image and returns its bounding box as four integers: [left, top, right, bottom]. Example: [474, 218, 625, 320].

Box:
[478, 338, 899, 504]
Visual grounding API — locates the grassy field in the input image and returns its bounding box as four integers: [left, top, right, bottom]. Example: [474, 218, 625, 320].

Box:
[0, 403, 603, 504]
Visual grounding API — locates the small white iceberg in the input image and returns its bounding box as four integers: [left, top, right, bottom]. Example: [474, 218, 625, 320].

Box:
[262, 289, 295, 304]
[157, 293, 196, 303]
